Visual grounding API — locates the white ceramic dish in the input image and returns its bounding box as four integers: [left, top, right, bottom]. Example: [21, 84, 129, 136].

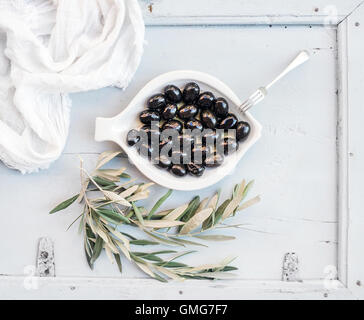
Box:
[95, 70, 262, 191]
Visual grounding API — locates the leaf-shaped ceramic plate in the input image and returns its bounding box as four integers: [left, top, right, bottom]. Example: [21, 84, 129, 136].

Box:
[95, 70, 262, 191]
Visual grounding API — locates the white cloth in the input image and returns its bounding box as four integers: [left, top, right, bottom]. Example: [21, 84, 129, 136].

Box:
[0, 0, 144, 173]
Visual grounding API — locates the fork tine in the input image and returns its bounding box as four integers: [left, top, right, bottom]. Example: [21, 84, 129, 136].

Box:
[240, 100, 253, 113]
[240, 88, 266, 113]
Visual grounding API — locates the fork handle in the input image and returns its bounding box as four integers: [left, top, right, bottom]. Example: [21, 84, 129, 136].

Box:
[265, 50, 310, 90]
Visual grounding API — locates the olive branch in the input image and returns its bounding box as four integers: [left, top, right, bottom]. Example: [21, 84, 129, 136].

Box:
[50, 151, 260, 282]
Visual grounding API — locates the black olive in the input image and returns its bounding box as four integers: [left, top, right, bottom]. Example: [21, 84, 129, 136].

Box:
[204, 153, 224, 167]
[187, 163, 205, 177]
[139, 110, 160, 124]
[185, 119, 203, 131]
[138, 142, 153, 158]
[179, 134, 195, 148]
[126, 129, 140, 146]
[147, 94, 166, 110]
[164, 85, 182, 103]
[218, 137, 239, 155]
[159, 140, 173, 157]
[139, 125, 160, 143]
[170, 164, 187, 177]
[178, 104, 198, 120]
[161, 103, 177, 120]
[200, 110, 217, 129]
[236, 121, 251, 141]
[197, 91, 215, 109]
[183, 82, 200, 103]
[171, 150, 189, 165]
[201, 129, 221, 146]
[214, 97, 229, 117]
[154, 154, 172, 169]
[218, 113, 238, 129]
[192, 145, 209, 163]
[162, 120, 183, 133]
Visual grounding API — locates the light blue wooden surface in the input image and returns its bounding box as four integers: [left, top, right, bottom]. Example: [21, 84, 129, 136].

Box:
[1, 0, 364, 299]
[0, 24, 337, 279]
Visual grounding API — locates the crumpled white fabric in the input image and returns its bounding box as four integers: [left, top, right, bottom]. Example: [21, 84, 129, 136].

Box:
[0, 0, 144, 173]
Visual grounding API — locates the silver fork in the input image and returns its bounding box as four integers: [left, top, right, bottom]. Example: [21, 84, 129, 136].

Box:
[239, 50, 310, 114]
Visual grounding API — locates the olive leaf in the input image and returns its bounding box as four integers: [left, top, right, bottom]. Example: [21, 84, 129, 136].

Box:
[95, 168, 126, 182]
[132, 202, 144, 225]
[194, 235, 236, 241]
[49, 194, 79, 214]
[155, 266, 184, 281]
[222, 180, 247, 220]
[237, 195, 261, 211]
[141, 220, 185, 229]
[114, 239, 131, 261]
[104, 245, 115, 264]
[209, 199, 231, 227]
[107, 227, 130, 249]
[114, 253, 122, 273]
[128, 190, 150, 202]
[179, 208, 213, 235]
[95, 226, 109, 243]
[162, 203, 189, 221]
[93, 176, 116, 187]
[196, 197, 209, 212]
[138, 182, 155, 192]
[153, 209, 173, 217]
[118, 185, 138, 198]
[179, 196, 200, 226]
[103, 190, 131, 207]
[94, 208, 129, 224]
[90, 236, 104, 264]
[95, 151, 121, 170]
[147, 189, 173, 219]
[133, 252, 163, 262]
[130, 239, 159, 246]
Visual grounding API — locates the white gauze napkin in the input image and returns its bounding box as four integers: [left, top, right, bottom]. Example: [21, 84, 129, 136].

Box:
[0, 0, 145, 173]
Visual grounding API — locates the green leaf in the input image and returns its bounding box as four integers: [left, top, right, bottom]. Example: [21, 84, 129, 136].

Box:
[150, 250, 177, 255]
[147, 189, 173, 220]
[180, 274, 215, 280]
[212, 199, 231, 225]
[85, 246, 93, 270]
[179, 208, 213, 235]
[49, 194, 79, 214]
[113, 253, 122, 273]
[154, 261, 187, 268]
[180, 196, 200, 222]
[177, 196, 200, 233]
[152, 273, 168, 283]
[94, 208, 130, 224]
[129, 239, 159, 246]
[120, 173, 131, 179]
[132, 252, 163, 262]
[85, 223, 95, 239]
[241, 180, 254, 201]
[90, 236, 104, 264]
[221, 266, 238, 272]
[93, 176, 116, 187]
[132, 202, 144, 225]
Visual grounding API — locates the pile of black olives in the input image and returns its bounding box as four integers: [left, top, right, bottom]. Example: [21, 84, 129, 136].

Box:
[126, 82, 251, 178]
